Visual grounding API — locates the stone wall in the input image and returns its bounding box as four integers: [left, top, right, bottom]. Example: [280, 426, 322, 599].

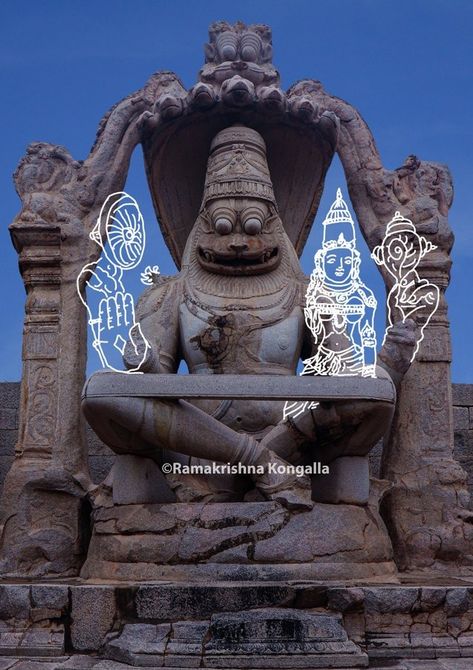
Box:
[452, 384, 473, 494]
[0, 381, 472, 495]
[0, 383, 19, 490]
[3, 581, 473, 666]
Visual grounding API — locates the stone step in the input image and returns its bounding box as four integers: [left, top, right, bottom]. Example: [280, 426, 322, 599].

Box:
[1, 583, 473, 666]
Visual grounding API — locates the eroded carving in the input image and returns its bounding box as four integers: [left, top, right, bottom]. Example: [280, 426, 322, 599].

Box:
[2, 19, 469, 581]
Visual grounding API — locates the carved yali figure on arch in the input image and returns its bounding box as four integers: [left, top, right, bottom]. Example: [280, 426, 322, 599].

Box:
[83, 125, 416, 508]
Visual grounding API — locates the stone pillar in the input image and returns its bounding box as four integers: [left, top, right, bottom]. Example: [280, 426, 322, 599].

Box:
[0, 219, 90, 577]
[380, 252, 473, 571]
[287, 79, 473, 571]
[0, 75, 167, 576]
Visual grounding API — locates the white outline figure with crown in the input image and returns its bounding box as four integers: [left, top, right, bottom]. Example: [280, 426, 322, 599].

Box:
[284, 189, 377, 420]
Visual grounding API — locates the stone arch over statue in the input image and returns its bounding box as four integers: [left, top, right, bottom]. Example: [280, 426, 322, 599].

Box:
[0, 19, 469, 583]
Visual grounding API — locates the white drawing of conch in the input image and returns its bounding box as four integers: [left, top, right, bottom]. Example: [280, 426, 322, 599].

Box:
[371, 211, 440, 362]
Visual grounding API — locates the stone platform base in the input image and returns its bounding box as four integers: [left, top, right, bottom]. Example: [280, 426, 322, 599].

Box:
[0, 658, 472, 670]
[81, 500, 396, 581]
[2, 581, 473, 667]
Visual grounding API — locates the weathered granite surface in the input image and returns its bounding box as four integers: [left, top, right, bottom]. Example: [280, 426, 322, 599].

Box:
[1, 19, 467, 580]
[0, 382, 114, 491]
[0, 655, 472, 669]
[2, 382, 473, 502]
[2, 582, 473, 666]
[81, 498, 395, 581]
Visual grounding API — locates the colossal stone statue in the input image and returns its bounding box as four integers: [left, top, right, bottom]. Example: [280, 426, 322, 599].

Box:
[4, 20, 473, 668]
[82, 124, 412, 515]
[1, 20, 471, 586]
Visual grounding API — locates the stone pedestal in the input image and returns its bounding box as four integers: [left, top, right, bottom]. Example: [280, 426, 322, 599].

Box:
[81, 499, 396, 581]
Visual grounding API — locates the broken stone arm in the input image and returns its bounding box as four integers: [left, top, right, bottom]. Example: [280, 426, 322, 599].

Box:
[123, 280, 181, 373]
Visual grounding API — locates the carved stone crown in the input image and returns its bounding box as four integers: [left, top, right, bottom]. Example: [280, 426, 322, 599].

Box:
[202, 125, 276, 206]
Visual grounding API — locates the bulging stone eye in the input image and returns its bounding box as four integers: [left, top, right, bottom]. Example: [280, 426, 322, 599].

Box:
[244, 218, 262, 235]
[214, 218, 233, 235]
[216, 31, 238, 61]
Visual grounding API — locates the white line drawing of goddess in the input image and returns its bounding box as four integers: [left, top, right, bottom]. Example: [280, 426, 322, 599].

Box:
[284, 188, 377, 420]
[76, 191, 151, 373]
[371, 211, 439, 361]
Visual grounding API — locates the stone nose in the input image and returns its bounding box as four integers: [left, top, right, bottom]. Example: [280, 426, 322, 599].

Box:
[229, 241, 249, 253]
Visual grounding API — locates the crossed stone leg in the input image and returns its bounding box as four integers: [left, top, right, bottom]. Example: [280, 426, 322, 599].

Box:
[82, 391, 313, 510]
[263, 370, 395, 504]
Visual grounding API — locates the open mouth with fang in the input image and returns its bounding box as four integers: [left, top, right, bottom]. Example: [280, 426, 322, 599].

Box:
[197, 246, 280, 275]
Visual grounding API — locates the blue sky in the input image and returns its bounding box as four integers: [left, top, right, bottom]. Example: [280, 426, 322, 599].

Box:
[1, 0, 472, 380]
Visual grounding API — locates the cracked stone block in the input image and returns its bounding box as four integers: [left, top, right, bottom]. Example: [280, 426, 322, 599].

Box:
[327, 587, 365, 612]
[0, 626, 64, 657]
[70, 587, 115, 652]
[166, 620, 209, 664]
[104, 623, 170, 666]
[210, 543, 251, 563]
[253, 503, 392, 564]
[454, 407, 470, 430]
[113, 505, 177, 534]
[198, 501, 281, 526]
[134, 584, 294, 620]
[178, 526, 249, 561]
[31, 586, 68, 612]
[445, 588, 470, 615]
[203, 608, 367, 668]
[171, 620, 209, 641]
[91, 533, 180, 564]
[0, 586, 31, 620]
[0, 659, 19, 670]
[364, 588, 419, 614]
[88, 455, 114, 486]
[419, 588, 446, 611]
[83, 499, 395, 580]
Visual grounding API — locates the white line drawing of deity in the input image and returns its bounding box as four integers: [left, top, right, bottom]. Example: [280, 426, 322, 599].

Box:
[76, 191, 151, 373]
[371, 210, 439, 362]
[284, 188, 377, 420]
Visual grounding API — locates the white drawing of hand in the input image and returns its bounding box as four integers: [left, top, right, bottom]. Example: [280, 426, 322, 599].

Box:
[95, 292, 148, 370]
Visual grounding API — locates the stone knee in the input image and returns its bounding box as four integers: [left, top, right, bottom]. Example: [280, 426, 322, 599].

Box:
[82, 394, 150, 456]
[330, 399, 394, 459]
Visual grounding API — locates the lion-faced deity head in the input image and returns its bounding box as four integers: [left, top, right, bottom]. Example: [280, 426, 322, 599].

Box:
[185, 125, 298, 278]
